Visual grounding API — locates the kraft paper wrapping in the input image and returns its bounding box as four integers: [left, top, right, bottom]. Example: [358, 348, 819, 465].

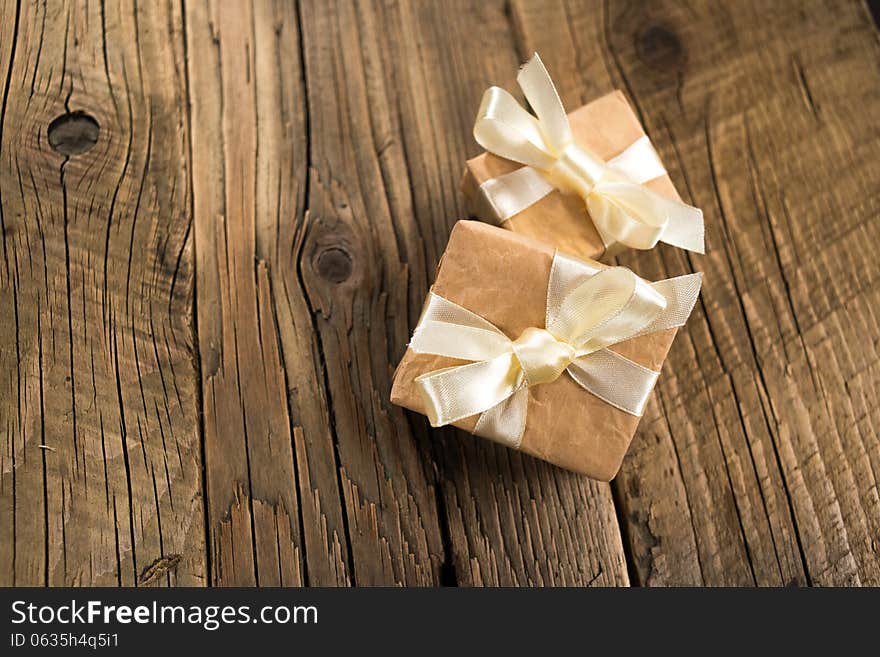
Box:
[390, 221, 677, 481]
[461, 90, 681, 261]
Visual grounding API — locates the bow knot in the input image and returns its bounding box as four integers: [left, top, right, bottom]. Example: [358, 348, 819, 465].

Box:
[409, 251, 703, 448]
[473, 53, 705, 254]
[511, 327, 575, 386]
[546, 143, 608, 198]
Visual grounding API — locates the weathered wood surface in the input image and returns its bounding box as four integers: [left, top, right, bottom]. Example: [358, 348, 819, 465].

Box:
[0, 0, 878, 586]
[0, 0, 205, 585]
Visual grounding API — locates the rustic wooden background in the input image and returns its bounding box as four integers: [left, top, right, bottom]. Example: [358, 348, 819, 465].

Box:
[1, 0, 878, 587]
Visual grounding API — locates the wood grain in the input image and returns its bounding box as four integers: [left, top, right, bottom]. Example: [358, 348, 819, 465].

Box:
[0, 0, 205, 585]
[185, 0, 307, 588]
[1, 0, 878, 586]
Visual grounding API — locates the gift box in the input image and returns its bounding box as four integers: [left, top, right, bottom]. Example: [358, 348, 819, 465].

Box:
[390, 220, 701, 480]
[461, 54, 704, 260]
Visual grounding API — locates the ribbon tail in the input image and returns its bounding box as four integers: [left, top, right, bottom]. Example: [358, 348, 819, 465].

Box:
[473, 385, 529, 448]
[566, 351, 660, 417]
[658, 200, 705, 254]
[639, 272, 703, 336]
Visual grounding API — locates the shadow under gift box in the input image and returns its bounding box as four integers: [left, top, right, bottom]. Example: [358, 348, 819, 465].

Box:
[390, 220, 679, 481]
[461, 90, 683, 261]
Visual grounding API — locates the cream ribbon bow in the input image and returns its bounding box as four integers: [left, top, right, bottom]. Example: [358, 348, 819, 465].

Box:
[410, 252, 702, 448]
[474, 53, 705, 254]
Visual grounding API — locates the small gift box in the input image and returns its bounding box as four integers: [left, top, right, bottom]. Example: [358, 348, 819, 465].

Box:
[461, 54, 705, 260]
[390, 221, 701, 480]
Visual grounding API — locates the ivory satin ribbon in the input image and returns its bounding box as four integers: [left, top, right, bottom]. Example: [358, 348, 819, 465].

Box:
[473, 53, 705, 254]
[409, 251, 702, 448]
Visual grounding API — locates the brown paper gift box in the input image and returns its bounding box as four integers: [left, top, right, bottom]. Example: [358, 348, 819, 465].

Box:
[460, 90, 682, 261]
[390, 220, 678, 481]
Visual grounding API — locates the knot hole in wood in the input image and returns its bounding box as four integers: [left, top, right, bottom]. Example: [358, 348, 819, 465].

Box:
[635, 24, 684, 72]
[48, 111, 100, 155]
[314, 246, 353, 283]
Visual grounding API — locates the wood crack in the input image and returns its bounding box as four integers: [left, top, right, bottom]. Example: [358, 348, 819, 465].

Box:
[3, 0, 878, 587]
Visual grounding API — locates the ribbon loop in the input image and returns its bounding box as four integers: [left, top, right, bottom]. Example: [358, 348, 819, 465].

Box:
[475, 87, 557, 170]
[408, 251, 702, 447]
[515, 53, 571, 149]
[415, 353, 523, 427]
[549, 267, 667, 353]
[473, 53, 705, 254]
[546, 143, 608, 197]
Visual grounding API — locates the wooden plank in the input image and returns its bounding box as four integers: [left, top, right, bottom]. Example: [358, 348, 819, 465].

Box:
[185, 0, 444, 585]
[185, 0, 314, 586]
[0, 0, 205, 585]
[291, 0, 450, 586]
[512, 0, 880, 585]
[294, 0, 630, 585]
